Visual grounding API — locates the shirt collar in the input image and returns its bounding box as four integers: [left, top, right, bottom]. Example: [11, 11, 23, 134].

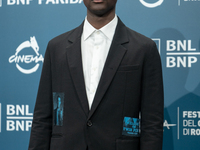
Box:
[82, 14, 118, 41]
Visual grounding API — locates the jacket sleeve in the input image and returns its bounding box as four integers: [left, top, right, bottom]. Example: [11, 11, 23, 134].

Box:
[140, 42, 164, 150]
[28, 43, 53, 150]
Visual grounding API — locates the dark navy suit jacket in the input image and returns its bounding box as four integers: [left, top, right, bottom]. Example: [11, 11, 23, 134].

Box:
[29, 18, 164, 150]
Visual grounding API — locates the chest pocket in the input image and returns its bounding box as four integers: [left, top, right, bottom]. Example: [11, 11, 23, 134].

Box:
[117, 65, 139, 72]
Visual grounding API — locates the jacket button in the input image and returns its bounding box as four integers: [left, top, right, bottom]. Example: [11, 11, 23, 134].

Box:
[87, 120, 93, 127]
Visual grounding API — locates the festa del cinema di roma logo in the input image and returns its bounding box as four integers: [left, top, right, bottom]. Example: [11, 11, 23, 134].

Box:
[9, 36, 44, 74]
[139, 0, 164, 8]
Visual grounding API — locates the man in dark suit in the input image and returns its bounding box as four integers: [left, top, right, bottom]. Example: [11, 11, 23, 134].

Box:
[29, 0, 164, 150]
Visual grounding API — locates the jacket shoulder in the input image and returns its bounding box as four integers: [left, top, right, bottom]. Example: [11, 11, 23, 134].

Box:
[126, 27, 155, 46]
[124, 26, 159, 59]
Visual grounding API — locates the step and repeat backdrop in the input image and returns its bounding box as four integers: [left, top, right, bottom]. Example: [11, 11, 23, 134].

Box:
[0, 0, 200, 149]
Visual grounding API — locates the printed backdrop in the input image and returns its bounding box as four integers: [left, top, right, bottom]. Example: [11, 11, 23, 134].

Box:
[0, 0, 200, 149]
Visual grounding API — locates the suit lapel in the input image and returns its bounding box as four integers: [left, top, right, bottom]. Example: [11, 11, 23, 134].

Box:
[66, 23, 90, 117]
[88, 18, 129, 119]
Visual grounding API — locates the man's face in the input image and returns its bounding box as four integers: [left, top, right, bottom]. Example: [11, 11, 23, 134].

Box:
[83, 0, 117, 17]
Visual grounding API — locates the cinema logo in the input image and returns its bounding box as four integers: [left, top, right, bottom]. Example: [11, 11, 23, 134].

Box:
[9, 36, 43, 74]
[139, 0, 164, 8]
[6, 0, 82, 5]
[166, 40, 199, 68]
[178, 0, 200, 6]
[6, 104, 33, 131]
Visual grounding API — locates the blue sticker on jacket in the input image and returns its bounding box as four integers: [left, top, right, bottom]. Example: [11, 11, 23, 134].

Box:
[53, 92, 64, 126]
[122, 117, 140, 137]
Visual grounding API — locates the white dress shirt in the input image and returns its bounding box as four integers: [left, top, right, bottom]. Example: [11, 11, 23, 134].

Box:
[81, 15, 118, 109]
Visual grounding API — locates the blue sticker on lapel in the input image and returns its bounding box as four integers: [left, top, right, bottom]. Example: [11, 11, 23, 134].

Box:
[122, 117, 140, 137]
[53, 92, 64, 126]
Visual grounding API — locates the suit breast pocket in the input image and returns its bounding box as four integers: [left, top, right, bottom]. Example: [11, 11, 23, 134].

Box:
[117, 65, 139, 72]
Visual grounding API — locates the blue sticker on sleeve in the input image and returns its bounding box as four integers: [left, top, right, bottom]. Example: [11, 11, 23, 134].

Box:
[53, 92, 64, 126]
[122, 116, 140, 137]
